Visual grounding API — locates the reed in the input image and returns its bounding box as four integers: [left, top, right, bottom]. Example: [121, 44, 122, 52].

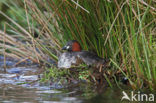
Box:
[0, 0, 155, 90]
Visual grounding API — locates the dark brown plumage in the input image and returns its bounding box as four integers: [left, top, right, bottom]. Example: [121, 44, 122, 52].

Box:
[58, 40, 109, 69]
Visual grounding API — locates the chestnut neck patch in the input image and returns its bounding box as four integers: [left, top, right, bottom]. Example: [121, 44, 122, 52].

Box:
[72, 42, 81, 52]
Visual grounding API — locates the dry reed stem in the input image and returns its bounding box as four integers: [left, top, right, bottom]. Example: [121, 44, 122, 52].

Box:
[3, 23, 6, 72]
[104, 1, 127, 46]
[70, 0, 90, 13]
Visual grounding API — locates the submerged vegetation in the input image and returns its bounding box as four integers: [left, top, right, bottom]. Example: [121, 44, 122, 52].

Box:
[0, 0, 155, 90]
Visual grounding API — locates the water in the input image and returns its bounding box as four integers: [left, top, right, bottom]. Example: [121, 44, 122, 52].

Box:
[0, 56, 134, 103]
[0, 85, 82, 103]
[0, 83, 123, 103]
[0, 68, 125, 103]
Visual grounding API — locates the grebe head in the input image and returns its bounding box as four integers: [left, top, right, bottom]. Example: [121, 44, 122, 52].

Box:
[62, 40, 81, 52]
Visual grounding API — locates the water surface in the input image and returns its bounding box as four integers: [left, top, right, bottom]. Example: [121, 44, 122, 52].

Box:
[0, 56, 133, 103]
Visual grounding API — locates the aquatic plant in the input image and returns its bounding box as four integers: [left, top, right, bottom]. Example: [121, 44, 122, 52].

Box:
[0, 0, 155, 90]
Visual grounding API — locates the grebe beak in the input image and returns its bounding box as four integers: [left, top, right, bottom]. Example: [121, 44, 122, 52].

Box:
[62, 46, 67, 50]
